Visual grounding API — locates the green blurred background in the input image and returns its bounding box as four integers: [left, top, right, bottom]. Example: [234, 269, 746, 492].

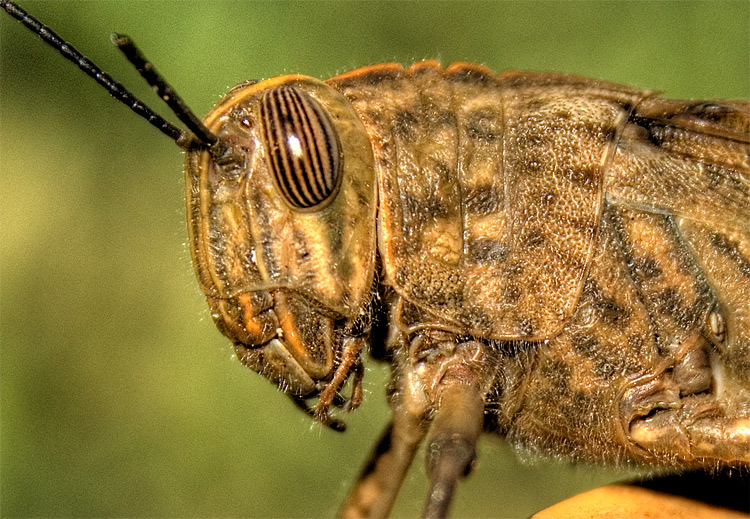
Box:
[1, 1, 748, 517]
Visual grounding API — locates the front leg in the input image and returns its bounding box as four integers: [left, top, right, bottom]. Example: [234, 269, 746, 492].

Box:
[339, 401, 428, 518]
[340, 301, 501, 518]
[339, 324, 433, 519]
[421, 370, 485, 519]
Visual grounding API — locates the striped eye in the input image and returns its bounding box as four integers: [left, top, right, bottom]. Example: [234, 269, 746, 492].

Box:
[260, 85, 342, 210]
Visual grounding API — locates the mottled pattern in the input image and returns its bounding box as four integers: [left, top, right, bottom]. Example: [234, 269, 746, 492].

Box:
[605, 97, 750, 385]
[185, 63, 749, 515]
[330, 62, 647, 340]
[680, 221, 750, 382]
[500, 201, 716, 462]
[607, 98, 750, 234]
[327, 62, 749, 469]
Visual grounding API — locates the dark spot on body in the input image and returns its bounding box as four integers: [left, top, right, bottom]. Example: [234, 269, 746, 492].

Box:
[710, 232, 734, 254]
[433, 160, 455, 184]
[595, 297, 630, 326]
[678, 300, 707, 331]
[522, 229, 545, 249]
[595, 358, 617, 379]
[393, 110, 418, 142]
[467, 238, 509, 263]
[503, 284, 522, 304]
[402, 193, 450, 221]
[565, 166, 599, 187]
[654, 334, 671, 356]
[653, 288, 683, 319]
[710, 232, 750, 278]
[418, 98, 456, 129]
[648, 288, 707, 331]
[504, 261, 524, 277]
[572, 334, 598, 358]
[464, 185, 502, 215]
[583, 279, 630, 326]
[632, 256, 662, 279]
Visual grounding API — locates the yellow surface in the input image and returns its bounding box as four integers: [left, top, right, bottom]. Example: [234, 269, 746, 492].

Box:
[532, 485, 750, 519]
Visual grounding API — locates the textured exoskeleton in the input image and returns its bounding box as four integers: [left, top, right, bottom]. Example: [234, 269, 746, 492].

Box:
[186, 60, 749, 517]
[3, 1, 746, 514]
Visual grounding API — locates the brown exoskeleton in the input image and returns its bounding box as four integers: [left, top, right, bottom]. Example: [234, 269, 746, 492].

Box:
[2, 1, 748, 517]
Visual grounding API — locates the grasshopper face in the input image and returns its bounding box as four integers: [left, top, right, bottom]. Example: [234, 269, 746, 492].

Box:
[185, 76, 377, 424]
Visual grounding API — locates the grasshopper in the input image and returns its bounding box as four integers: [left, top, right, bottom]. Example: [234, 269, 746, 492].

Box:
[2, 1, 748, 517]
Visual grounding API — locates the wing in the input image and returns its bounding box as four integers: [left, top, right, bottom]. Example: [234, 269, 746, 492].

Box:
[607, 97, 750, 383]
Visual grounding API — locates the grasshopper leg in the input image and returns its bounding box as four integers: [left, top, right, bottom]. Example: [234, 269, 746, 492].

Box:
[422, 377, 485, 519]
[339, 401, 428, 518]
[314, 336, 366, 425]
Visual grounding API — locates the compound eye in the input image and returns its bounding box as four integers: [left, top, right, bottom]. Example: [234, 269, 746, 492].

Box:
[260, 85, 342, 210]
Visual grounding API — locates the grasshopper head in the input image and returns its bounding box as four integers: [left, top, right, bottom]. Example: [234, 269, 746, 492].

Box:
[185, 77, 377, 423]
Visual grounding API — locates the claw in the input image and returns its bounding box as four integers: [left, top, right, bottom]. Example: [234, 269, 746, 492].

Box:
[313, 337, 365, 426]
[342, 361, 365, 412]
[289, 395, 347, 432]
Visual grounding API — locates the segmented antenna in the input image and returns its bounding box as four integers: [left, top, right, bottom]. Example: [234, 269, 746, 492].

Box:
[1, 0, 236, 162]
[112, 34, 235, 163]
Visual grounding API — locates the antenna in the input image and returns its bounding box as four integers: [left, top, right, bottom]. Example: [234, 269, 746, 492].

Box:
[1, 0, 237, 163]
[112, 34, 236, 164]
